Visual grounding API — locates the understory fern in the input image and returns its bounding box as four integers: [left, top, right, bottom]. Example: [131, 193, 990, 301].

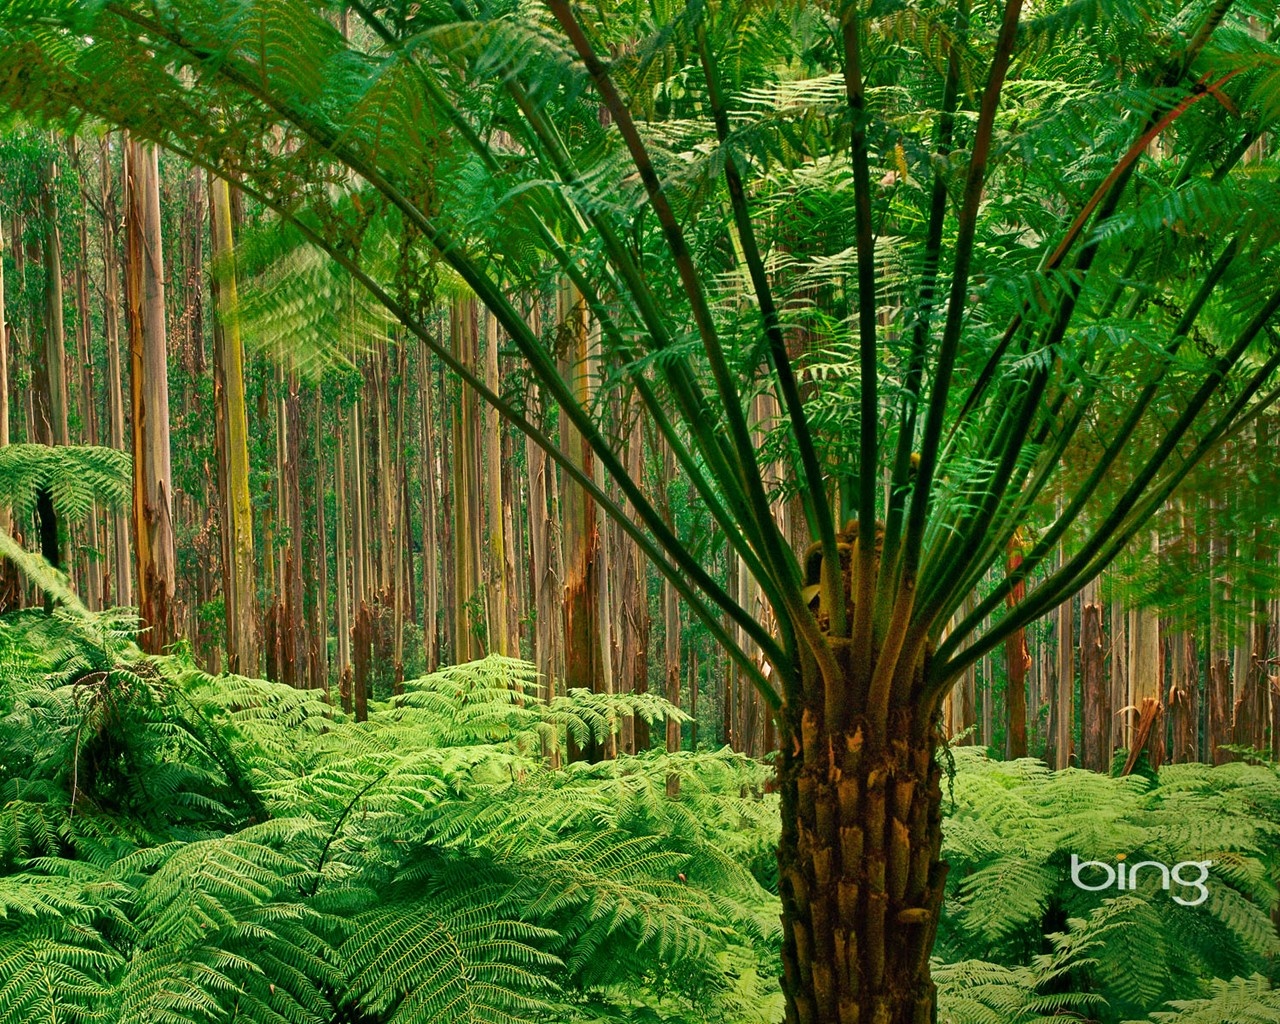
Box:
[2, 585, 1279, 1023]
[0, 595, 780, 1024]
[935, 749, 1280, 1023]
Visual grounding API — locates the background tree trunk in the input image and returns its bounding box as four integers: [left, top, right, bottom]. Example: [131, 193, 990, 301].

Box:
[1079, 584, 1108, 771]
[208, 172, 257, 675]
[123, 135, 176, 653]
[450, 296, 484, 661]
[70, 138, 103, 610]
[557, 281, 604, 762]
[335, 401, 352, 712]
[483, 312, 511, 656]
[311, 386, 329, 694]
[419, 341, 440, 672]
[35, 145, 70, 450]
[100, 133, 132, 609]
[1004, 538, 1030, 759]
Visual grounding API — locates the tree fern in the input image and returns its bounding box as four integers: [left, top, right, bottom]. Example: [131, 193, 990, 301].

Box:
[0, 444, 131, 523]
[1130, 975, 1280, 1024]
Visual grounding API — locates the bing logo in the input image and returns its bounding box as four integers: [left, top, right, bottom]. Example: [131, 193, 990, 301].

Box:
[1069, 853, 1213, 906]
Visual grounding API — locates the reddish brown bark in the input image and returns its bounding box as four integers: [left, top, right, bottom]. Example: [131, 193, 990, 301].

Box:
[1209, 653, 1232, 765]
[1004, 539, 1031, 759]
[353, 600, 372, 722]
[123, 136, 176, 654]
[1167, 631, 1198, 764]
[1079, 601, 1109, 771]
[558, 283, 605, 762]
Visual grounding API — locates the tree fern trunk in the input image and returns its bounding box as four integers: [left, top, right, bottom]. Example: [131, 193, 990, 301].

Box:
[777, 658, 946, 1024]
[123, 135, 176, 654]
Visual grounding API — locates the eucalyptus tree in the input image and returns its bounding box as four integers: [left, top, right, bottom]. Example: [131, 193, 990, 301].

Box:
[2, 0, 1278, 1021]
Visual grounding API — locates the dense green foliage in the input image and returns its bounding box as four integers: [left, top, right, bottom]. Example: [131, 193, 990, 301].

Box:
[936, 751, 1280, 1022]
[0, 583, 785, 1023]
[2, 568, 1278, 1023]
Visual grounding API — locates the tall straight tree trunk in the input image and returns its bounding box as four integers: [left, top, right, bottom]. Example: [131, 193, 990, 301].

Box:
[208, 173, 257, 674]
[123, 136, 176, 653]
[482, 312, 511, 655]
[312, 387, 329, 695]
[1004, 536, 1030, 759]
[418, 342, 440, 671]
[1052, 586, 1074, 769]
[349, 395, 372, 718]
[501, 392, 522, 655]
[0, 216, 25, 613]
[1209, 501, 1232, 763]
[35, 146, 70, 449]
[523, 302, 561, 719]
[661, 437, 681, 778]
[280, 373, 307, 686]
[391, 339, 409, 688]
[1168, 630, 1198, 763]
[1079, 580, 1109, 771]
[1125, 535, 1164, 767]
[439, 362, 456, 662]
[1234, 420, 1272, 755]
[32, 144, 71, 589]
[0, 218, 8, 497]
[450, 296, 485, 661]
[1110, 598, 1128, 759]
[335, 402, 353, 712]
[372, 342, 392, 601]
[70, 139, 103, 610]
[101, 134, 132, 608]
[1167, 509, 1198, 763]
[618, 390, 650, 751]
[557, 281, 605, 761]
[14, 210, 41, 450]
[0, 215, 11, 603]
[1128, 599, 1163, 765]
